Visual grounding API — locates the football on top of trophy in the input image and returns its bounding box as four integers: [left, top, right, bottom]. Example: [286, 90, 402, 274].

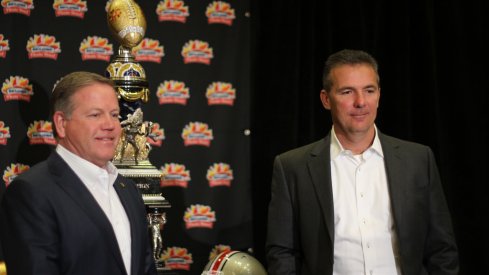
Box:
[107, 0, 147, 49]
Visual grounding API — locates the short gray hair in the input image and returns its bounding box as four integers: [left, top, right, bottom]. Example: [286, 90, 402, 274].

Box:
[50, 71, 115, 118]
[322, 49, 379, 92]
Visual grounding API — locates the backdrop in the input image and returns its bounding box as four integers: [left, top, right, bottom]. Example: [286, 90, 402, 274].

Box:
[251, 0, 489, 274]
[0, 1, 250, 274]
[2, 0, 489, 274]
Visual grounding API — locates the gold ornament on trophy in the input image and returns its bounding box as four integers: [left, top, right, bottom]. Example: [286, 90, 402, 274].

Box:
[106, 0, 170, 272]
[107, 0, 146, 49]
[106, 0, 150, 164]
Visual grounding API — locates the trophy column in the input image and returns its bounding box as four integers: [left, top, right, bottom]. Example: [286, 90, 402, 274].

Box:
[106, 1, 171, 273]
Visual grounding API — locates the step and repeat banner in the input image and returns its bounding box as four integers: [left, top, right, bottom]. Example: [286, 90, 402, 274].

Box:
[0, 1, 251, 273]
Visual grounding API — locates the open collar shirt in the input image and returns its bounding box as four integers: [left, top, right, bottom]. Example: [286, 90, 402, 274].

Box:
[56, 145, 132, 275]
[330, 126, 401, 275]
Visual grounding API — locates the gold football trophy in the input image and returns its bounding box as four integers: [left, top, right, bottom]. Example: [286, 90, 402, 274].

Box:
[106, 0, 170, 272]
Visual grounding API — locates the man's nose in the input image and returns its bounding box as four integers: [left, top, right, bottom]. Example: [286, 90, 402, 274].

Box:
[354, 92, 366, 107]
[102, 114, 118, 129]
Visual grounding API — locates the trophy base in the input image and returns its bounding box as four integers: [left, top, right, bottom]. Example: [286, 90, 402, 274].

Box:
[115, 160, 171, 272]
[115, 161, 164, 194]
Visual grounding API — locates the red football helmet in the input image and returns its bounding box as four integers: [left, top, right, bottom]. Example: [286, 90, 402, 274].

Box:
[202, 250, 267, 275]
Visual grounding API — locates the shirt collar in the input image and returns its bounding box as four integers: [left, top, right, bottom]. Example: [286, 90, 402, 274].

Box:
[56, 144, 118, 188]
[330, 125, 384, 160]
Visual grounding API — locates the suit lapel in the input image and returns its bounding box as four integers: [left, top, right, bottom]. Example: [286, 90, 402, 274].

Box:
[379, 133, 405, 234]
[307, 136, 335, 243]
[113, 177, 142, 275]
[47, 153, 127, 274]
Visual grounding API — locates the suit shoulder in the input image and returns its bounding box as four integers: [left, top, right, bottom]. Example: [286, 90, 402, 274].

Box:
[380, 133, 432, 153]
[276, 139, 326, 162]
[10, 160, 50, 184]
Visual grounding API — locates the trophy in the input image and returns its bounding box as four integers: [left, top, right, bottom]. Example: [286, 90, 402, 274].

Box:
[106, 0, 170, 272]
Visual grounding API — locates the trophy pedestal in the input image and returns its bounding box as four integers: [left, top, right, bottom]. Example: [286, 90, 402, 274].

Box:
[116, 162, 171, 272]
[116, 160, 164, 194]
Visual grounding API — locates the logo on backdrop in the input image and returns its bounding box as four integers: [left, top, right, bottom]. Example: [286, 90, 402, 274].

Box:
[181, 40, 213, 65]
[53, 0, 87, 18]
[181, 122, 213, 147]
[2, 0, 34, 15]
[0, 121, 11, 145]
[79, 36, 113, 61]
[161, 247, 193, 271]
[160, 163, 191, 188]
[184, 204, 216, 229]
[26, 34, 61, 60]
[27, 120, 56, 145]
[2, 76, 34, 102]
[156, 0, 189, 23]
[0, 34, 10, 58]
[208, 245, 232, 261]
[147, 123, 165, 147]
[207, 163, 233, 187]
[3, 163, 30, 187]
[157, 80, 190, 105]
[206, 1, 235, 26]
[206, 82, 236, 106]
[132, 38, 165, 63]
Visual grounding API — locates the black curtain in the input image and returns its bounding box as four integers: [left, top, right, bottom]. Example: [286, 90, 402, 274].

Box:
[251, 0, 489, 274]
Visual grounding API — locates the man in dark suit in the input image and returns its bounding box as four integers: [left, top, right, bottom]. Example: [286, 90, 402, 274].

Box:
[0, 71, 157, 275]
[266, 49, 459, 275]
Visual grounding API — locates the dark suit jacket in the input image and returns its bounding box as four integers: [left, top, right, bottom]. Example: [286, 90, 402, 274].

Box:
[0, 152, 157, 275]
[266, 132, 459, 275]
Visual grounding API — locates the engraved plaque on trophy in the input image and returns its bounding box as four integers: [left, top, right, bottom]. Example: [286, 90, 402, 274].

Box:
[106, 0, 170, 272]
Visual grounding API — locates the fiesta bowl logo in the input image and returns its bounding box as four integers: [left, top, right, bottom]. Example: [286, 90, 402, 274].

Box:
[53, 0, 87, 18]
[206, 1, 235, 26]
[147, 123, 165, 147]
[181, 40, 213, 65]
[27, 120, 56, 145]
[1, 0, 34, 15]
[156, 0, 189, 23]
[206, 82, 236, 106]
[3, 163, 29, 187]
[181, 122, 213, 147]
[132, 38, 164, 63]
[160, 163, 191, 188]
[207, 163, 233, 187]
[184, 204, 216, 229]
[156, 80, 190, 105]
[208, 245, 232, 261]
[0, 34, 10, 58]
[0, 121, 11, 145]
[26, 34, 61, 60]
[79, 36, 113, 61]
[161, 247, 193, 271]
[2, 76, 33, 102]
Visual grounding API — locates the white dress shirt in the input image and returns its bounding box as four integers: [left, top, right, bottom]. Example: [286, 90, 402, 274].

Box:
[330, 127, 401, 275]
[56, 145, 132, 274]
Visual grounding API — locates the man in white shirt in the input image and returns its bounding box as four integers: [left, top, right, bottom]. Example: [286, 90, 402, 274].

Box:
[0, 71, 157, 275]
[266, 49, 459, 275]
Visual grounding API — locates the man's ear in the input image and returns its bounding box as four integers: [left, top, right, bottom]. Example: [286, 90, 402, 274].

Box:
[377, 87, 381, 108]
[53, 111, 67, 138]
[320, 89, 331, 110]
